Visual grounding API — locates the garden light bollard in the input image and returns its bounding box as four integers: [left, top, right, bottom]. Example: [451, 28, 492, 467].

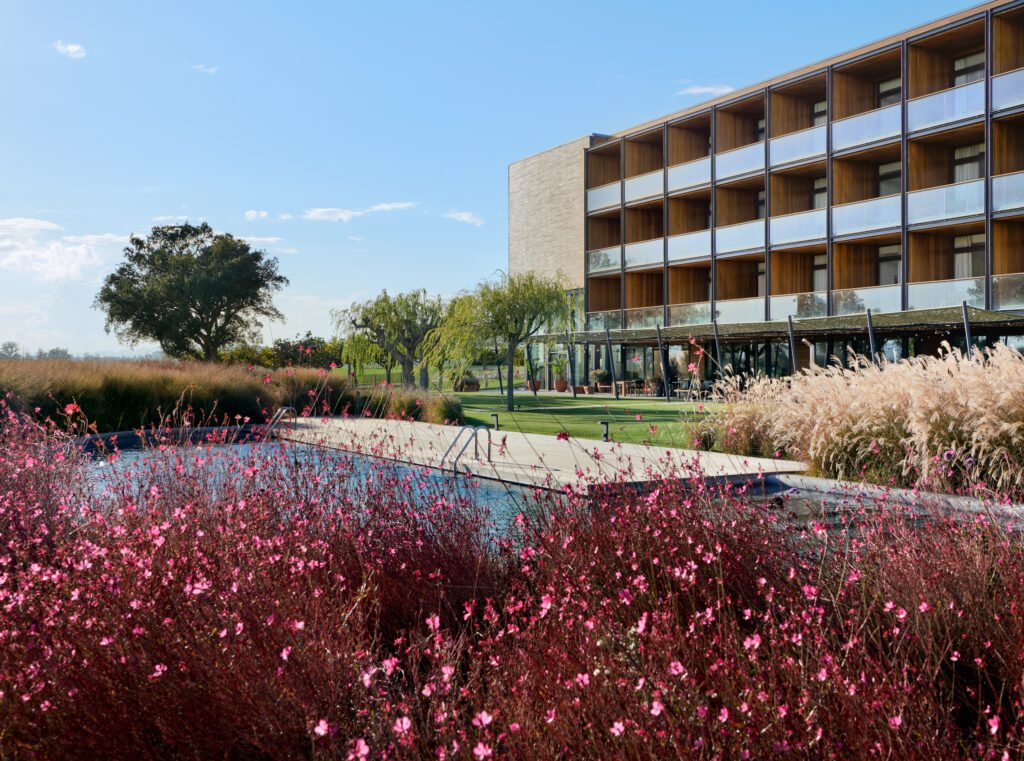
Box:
[491, 413, 499, 431]
[599, 420, 609, 442]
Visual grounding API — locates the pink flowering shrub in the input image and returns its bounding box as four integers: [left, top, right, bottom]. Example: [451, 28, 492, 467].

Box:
[3, 401, 1024, 758]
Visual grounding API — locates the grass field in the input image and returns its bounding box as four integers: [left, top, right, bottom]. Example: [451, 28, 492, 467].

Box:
[457, 391, 724, 447]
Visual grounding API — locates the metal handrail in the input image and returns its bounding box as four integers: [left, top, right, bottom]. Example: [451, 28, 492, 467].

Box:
[265, 406, 297, 437]
[439, 425, 476, 468]
[450, 426, 492, 475]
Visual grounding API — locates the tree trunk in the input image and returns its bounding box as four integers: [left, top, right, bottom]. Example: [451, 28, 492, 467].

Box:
[399, 356, 416, 388]
[419, 365, 429, 389]
[385, 364, 392, 385]
[506, 344, 517, 412]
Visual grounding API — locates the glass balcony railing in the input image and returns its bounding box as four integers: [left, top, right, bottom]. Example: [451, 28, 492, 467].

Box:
[587, 182, 621, 212]
[907, 277, 985, 311]
[667, 230, 711, 261]
[715, 142, 764, 180]
[993, 273, 1024, 311]
[831, 195, 902, 237]
[993, 171, 1024, 213]
[624, 306, 663, 329]
[667, 157, 711, 192]
[715, 296, 765, 324]
[624, 170, 664, 203]
[907, 81, 984, 133]
[831, 284, 902, 316]
[668, 301, 712, 326]
[586, 310, 622, 331]
[769, 209, 826, 246]
[907, 180, 984, 225]
[624, 239, 664, 268]
[586, 246, 621, 273]
[769, 125, 826, 166]
[831, 104, 901, 152]
[769, 292, 826, 320]
[992, 68, 1024, 112]
[715, 219, 765, 253]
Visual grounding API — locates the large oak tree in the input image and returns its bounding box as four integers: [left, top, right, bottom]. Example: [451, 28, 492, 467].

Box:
[94, 223, 288, 361]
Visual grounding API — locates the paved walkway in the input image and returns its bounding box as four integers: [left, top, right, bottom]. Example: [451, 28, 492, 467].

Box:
[278, 417, 805, 490]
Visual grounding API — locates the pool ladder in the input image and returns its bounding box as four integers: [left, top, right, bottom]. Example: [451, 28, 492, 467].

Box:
[440, 425, 492, 474]
[265, 406, 297, 437]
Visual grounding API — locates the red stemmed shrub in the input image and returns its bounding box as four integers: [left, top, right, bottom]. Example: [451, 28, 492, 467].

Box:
[3, 400, 1024, 759]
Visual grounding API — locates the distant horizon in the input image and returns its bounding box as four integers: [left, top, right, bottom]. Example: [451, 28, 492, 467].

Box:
[0, 0, 978, 356]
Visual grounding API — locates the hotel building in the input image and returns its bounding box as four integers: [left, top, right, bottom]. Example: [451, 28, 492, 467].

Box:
[509, 0, 1024, 383]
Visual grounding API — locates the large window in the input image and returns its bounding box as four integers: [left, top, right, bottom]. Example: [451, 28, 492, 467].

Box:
[757, 261, 766, 297]
[878, 244, 901, 285]
[812, 100, 827, 127]
[877, 161, 902, 196]
[812, 177, 828, 209]
[756, 190, 766, 219]
[755, 118, 766, 142]
[953, 51, 985, 87]
[953, 234, 985, 278]
[812, 254, 827, 291]
[877, 77, 902, 107]
[953, 144, 985, 183]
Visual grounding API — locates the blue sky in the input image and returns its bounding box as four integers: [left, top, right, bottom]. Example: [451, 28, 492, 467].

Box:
[0, 0, 974, 355]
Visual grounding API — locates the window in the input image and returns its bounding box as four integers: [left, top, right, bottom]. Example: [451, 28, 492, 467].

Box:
[757, 261, 766, 297]
[953, 144, 985, 183]
[756, 190, 766, 220]
[812, 254, 827, 291]
[953, 234, 985, 278]
[877, 244, 901, 285]
[877, 77, 902, 107]
[812, 177, 828, 209]
[812, 100, 827, 127]
[953, 50, 985, 86]
[755, 118, 766, 142]
[877, 161, 902, 196]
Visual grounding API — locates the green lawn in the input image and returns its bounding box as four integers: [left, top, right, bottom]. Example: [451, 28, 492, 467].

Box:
[456, 391, 725, 448]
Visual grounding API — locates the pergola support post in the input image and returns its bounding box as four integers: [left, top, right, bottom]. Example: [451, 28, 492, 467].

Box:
[962, 301, 974, 360]
[655, 325, 672, 402]
[866, 308, 878, 364]
[525, 343, 538, 397]
[564, 330, 577, 399]
[605, 328, 619, 400]
[787, 316, 799, 374]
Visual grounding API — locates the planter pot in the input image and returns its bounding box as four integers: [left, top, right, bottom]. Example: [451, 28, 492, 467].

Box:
[464, 384, 480, 392]
[554, 380, 569, 392]
[526, 380, 542, 391]
[575, 385, 590, 395]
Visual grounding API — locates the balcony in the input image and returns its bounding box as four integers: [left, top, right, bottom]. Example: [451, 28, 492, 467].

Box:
[586, 246, 621, 274]
[624, 170, 664, 203]
[769, 125, 826, 167]
[715, 296, 765, 324]
[667, 157, 711, 192]
[667, 230, 711, 262]
[587, 182, 621, 212]
[668, 301, 712, 326]
[586, 310, 622, 331]
[715, 142, 765, 181]
[624, 239, 664, 268]
[624, 306, 663, 329]
[992, 68, 1024, 112]
[907, 180, 984, 225]
[769, 209, 826, 247]
[993, 171, 1024, 213]
[715, 219, 765, 254]
[907, 81, 984, 133]
[831, 104, 902, 152]
[993, 272, 1024, 310]
[831, 284, 902, 316]
[769, 292, 826, 319]
[907, 277, 985, 310]
[831, 195, 902, 237]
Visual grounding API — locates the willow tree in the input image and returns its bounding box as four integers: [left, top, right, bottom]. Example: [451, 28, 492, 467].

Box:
[332, 289, 443, 388]
[437, 272, 568, 412]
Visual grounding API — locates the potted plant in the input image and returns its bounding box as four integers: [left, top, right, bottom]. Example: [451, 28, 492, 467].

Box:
[590, 368, 612, 393]
[550, 356, 569, 392]
[453, 371, 480, 392]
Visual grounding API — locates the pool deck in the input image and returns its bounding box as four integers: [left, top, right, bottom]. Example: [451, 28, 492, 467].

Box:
[278, 417, 806, 490]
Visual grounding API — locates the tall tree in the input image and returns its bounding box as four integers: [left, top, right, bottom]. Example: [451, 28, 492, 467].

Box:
[436, 272, 568, 412]
[94, 223, 288, 361]
[333, 290, 442, 388]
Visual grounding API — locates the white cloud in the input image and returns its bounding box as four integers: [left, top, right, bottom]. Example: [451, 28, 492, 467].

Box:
[241, 236, 282, 244]
[193, 64, 218, 74]
[245, 209, 268, 221]
[54, 40, 85, 59]
[302, 201, 417, 222]
[152, 215, 189, 222]
[0, 218, 119, 281]
[676, 83, 735, 97]
[347, 235, 364, 242]
[277, 247, 299, 255]
[278, 213, 293, 220]
[442, 210, 485, 227]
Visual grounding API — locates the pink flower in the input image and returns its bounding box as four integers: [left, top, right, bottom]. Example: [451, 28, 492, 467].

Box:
[314, 719, 329, 737]
[64, 403, 80, 414]
[989, 715, 1000, 735]
[556, 430, 569, 441]
[473, 743, 492, 759]
[918, 601, 931, 613]
[545, 708, 556, 724]
[635, 414, 642, 420]
[718, 707, 729, 723]
[473, 710, 493, 727]
[668, 661, 685, 675]
[610, 721, 625, 736]
[426, 614, 440, 631]
[350, 738, 370, 758]
[540, 594, 552, 617]
[393, 716, 412, 735]
[651, 700, 664, 716]
[383, 657, 399, 675]
[280, 647, 291, 660]
[896, 608, 907, 620]
[889, 716, 902, 729]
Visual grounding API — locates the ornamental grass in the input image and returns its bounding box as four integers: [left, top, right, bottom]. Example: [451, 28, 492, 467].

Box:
[4, 402, 1024, 758]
